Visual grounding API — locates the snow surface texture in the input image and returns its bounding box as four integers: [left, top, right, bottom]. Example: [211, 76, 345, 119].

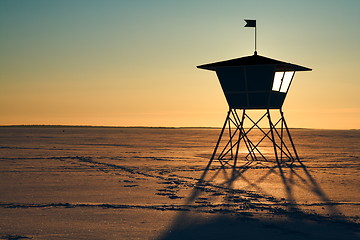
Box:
[0, 127, 359, 239]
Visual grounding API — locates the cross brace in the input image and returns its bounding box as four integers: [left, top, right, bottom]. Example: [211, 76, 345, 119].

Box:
[209, 109, 300, 169]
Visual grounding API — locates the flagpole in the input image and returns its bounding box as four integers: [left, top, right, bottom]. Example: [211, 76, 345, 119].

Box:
[244, 19, 257, 55]
[255, 26, 257, 55]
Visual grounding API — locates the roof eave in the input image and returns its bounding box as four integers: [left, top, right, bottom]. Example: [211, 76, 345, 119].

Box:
[197, 64, 312, 72]
[197, 54, 312, 72]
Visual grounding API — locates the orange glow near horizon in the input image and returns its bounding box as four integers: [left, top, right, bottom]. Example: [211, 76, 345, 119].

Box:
[0, 1, 359, 129]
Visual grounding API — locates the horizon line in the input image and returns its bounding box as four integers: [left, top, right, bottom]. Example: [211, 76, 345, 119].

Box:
[0, 124, 358, 131]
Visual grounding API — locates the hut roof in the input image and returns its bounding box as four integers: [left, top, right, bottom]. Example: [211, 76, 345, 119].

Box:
[197, 54, 312, 72]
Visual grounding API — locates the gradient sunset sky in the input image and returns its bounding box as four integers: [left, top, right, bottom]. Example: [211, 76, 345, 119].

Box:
[1, 0, 359, 129]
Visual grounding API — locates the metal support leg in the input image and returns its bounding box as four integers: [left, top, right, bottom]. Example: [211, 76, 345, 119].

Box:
[207, 109, 231, 169]
[280, 110, 300, 163]
[267, 109, 280, 165]
[206, 109, 300, 170]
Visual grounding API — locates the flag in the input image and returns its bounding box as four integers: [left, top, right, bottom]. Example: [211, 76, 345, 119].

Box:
[244, 19, 256, 27]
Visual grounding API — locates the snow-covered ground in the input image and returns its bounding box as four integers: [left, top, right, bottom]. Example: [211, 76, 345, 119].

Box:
[0, 127, 359, 239]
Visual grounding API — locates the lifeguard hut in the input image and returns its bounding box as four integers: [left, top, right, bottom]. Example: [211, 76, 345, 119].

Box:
[197, 20, 311, 169]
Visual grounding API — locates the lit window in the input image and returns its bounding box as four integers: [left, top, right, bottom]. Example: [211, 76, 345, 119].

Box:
[280, 72, 294, 92]
[272, 71, 294, 93]
[272, 72, 284, 91]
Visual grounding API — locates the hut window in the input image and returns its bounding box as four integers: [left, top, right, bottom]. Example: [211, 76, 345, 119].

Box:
[272, 71, 294, 93]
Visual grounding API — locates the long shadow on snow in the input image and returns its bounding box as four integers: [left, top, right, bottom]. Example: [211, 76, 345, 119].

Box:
[158, 158, 360, 240]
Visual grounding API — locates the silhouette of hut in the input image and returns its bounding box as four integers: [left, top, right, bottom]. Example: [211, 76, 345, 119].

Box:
[197, 53, 311, 109]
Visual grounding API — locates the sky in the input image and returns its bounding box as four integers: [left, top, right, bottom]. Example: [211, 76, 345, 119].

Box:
[1, 0, 359, 129]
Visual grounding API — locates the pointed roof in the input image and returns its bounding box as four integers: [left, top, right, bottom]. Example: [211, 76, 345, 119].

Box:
[197, 53, 312, 72]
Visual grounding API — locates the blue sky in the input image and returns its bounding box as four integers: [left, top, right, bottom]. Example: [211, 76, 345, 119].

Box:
[1, 0, 359, 128]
